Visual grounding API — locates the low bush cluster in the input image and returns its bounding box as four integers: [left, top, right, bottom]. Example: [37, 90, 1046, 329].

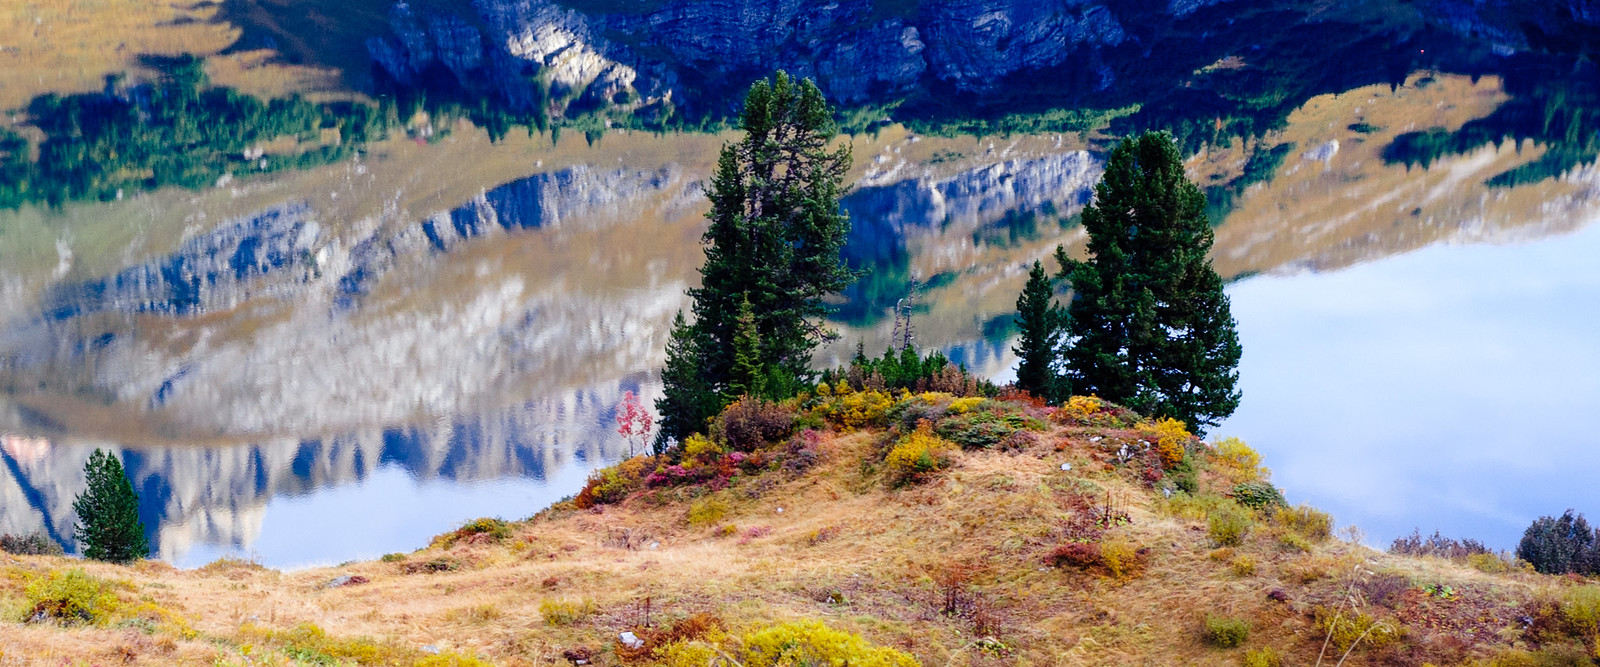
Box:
[540, 597, 597, 627]
[1390, 528, 1493, 560]
[813, 384, 896, 429]
[20, 568, 122, 625]
[238, 622, 415, 665]
[1275, 504, 1333, 542]
[1313, 606, 1399, 654]
[1140, 417, 1193, 469]
[935, 410, 1045, 449]
[1212, 437, 1268, 483]
[1203, 615, 1249, 648]
[712, 397, 795, 452]
[1051, 395, 1138, 427]
[1525, 585, 1600, 653]
[1208, 500, 1255, 547]
[0, 533, 64, 556]
[653, 619, 919, 667]
[1232, 481, 1287, 511]
[431, 518, 512, 548]
[884, 424, 955, 487]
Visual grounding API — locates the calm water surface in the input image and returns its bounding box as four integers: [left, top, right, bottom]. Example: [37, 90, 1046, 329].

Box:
[1, 72, 1596, 567]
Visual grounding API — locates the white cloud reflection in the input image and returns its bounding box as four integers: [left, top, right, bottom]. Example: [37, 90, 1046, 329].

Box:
[1217, 222, 1600, 550]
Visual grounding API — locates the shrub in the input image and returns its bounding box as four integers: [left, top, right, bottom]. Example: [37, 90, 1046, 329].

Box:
[713, 397, 796, 452]
[1140, 418, 1193, 469]
[1162, 492, 1226, 522]
[884, 424, 955, 487]
[21, 569, 121, 625]
[1390, 528, 1492, 559]
[934, 410, 1039, 449]
[739, 620, 920, 667]
[1213, 437, 1267, 482]
[540, 598, 596, 626]
[1101, 539, 1146, 580]
[1230, 554, 1258, 577]
[0, 533, 64, 556]
[1277, 532, 1312, 553]
[687, 497, 729, 527]
[432, 518, 512, 548]
[1232, 482, 1287, 511]
[1047, 542, 1102, 569]
[1517, 511, 1600, 575]
[1053, 395, 1136, 427]
[380, 553, 407, 563]
[1241, 647, 1283, 667]
[1526, 586, 1600, 649]
[1204, 615, 1250, 648]
[574, 456, 654, 508]
[1208, 500, 1255, 547]
[416, 651, 495, 667]
[1468, 552, 1514, 574]
[1275, 504, 1333, 542]
[816, 386, 895, 430]
[1313, 606, 1398, 654]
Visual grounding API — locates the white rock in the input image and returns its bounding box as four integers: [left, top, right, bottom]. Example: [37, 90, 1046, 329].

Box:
[619, 631, 645, 649]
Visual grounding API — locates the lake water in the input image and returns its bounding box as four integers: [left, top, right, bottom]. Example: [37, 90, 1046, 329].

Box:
[0, 72, 1595, 567]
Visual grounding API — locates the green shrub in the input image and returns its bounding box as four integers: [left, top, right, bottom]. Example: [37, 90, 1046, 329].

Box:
[539, 597, 597, 626]
[1274, 504, 1332, 541]
[1232, 482, 1287, 511]
[1204, 615, 1249, 648]
[21, 569, 121, 625]
[1208, 500, 1255, 547]
[1277, 532, 1312, 553]
[1241, 647, 1283, 667]
[379, 553, 407, 563]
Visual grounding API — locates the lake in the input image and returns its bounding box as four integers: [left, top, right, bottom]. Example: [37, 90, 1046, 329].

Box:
[0, 71, 1595, 568]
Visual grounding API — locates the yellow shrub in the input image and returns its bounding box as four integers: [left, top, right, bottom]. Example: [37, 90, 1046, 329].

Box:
[1275, 504, 1333, 542]
[947, 397, 986, 414]
[1055, 395, 1107, 424]
[682, 434, 725, 468]
[1100, 539, 1143, 580]
[830, 388, 895, 430]
[21, 569, 121, 625]
[416, 651, 494, 667]
[1213, 437, 1268, 482]
[1139, 417, 1192, 469]
[1230, 554, 1258, 577]
[739, 620, 920, 667]
[1242, 647, 1283, 667]
[1313, 606, 1399, 654]
[688, 497, 729, 527]
[884, 424, 954, 487]
[540, 598, 596, 627]
[655, 640, 723, 666]
[240, 622, 408, 665]
[1467, 552, 1512, 574]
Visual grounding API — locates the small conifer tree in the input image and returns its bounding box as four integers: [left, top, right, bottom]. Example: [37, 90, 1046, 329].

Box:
[72, 449, 148, 563]
[1013, 260, 1066, 402]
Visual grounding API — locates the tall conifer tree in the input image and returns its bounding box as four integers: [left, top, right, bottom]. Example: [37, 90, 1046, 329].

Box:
[72, 449, 148, 563]
[1013, 260, 1065, 401]
[657, 72, 854, 443]
[1056, 131, 1241, 433]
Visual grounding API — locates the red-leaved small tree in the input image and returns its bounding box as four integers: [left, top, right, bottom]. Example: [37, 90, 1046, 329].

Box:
[616, 391, 654, 456]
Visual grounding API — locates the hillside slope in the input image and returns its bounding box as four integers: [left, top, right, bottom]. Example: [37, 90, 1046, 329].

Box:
[0, 392, 1589, 666]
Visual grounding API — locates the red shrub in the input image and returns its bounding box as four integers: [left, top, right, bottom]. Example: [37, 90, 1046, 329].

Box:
[713, 397, 796, 452]
[1046, 542, 1103, 569]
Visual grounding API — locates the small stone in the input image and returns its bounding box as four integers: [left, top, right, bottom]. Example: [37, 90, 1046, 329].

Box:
[646, 541, 660, 550]
[1089, 436, 1103, 443]
[776, 507, 784, 513]
[1059, 463, 1072, 472]
[421, 645, 440, 655]
[619, 631, 645, 649]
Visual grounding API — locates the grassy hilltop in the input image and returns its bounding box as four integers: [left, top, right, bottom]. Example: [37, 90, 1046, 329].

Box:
[1, 389, 1594, 666]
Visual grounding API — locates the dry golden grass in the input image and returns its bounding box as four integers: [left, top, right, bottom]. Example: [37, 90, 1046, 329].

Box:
[0, 414, 1562, 666]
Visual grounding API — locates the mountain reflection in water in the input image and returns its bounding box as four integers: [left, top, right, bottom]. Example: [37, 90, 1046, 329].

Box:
[1, 70, 1598, 566]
